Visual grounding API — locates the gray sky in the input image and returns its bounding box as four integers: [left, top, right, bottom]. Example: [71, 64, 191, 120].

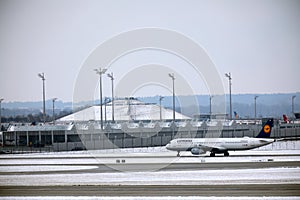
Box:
[1, 0, 300, 102]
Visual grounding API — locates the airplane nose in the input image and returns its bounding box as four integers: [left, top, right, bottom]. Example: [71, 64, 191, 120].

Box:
[166, 143, 171, 150]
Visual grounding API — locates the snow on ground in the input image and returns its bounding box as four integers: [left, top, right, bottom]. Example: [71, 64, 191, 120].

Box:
[0, 165, 98, 173]
[1, 167, 299, 186]
[0, 140, 299, 199]
[0, 158, 99, 165]
[0, 140, 299, 175]
[0, 150, 299, 166]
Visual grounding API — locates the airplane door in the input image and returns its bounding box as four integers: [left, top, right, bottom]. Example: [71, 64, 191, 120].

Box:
[249, 139, 255, 147]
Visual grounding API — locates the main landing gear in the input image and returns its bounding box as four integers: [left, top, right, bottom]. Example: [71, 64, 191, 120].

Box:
[177, 151, 180, 157]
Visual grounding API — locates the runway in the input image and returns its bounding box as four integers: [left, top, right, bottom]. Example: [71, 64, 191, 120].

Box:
[1, 184, 300, 197]
[0, 144, 300, 198]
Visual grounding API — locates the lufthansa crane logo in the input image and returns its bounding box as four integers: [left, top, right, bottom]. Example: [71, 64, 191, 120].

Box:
[264, 125, 271, 134]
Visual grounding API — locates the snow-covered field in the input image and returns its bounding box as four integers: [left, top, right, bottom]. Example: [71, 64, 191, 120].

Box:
[1, 167, 299, 186]
[0, 141, 299, 186]
[0, 140, 299, 199]
[0, 151, 299, 167]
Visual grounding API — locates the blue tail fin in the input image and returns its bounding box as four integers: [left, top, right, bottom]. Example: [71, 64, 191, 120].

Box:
[256, 119, 274, 138]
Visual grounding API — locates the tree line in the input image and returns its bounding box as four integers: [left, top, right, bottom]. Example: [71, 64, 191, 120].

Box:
[1, 110, 72, 124]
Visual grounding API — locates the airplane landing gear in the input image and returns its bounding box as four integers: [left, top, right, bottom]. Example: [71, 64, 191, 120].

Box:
[177, 151, 180, 157]
[210, 152, 215, 157]
[224, 151, 229, 157]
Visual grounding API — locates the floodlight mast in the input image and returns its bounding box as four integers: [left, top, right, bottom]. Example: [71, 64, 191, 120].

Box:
[225, 72, 232, 120]
[52, 98, 57, 124]
[254, 96, 259, 120]
[104, 97, 109, 123]
[209, 95, 213, 120]
[38, 73, 46, 123]
[159, 96, 164, 121]
[94, 68, 107, 130]
[107, 72, 115, 123]
[168, 73, 176, 123]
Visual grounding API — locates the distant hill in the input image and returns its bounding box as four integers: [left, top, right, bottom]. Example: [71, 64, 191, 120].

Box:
[1, 93, 299, 119]
[139, 93, 300, 119]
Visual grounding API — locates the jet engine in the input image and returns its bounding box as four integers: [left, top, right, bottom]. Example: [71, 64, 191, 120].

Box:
[191, 148, 205, 155]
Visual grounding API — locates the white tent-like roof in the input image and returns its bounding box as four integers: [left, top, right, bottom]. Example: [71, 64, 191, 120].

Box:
[58, 99, 190, 122]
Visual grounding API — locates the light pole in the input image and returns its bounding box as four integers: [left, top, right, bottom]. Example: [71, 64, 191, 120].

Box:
[94, 68, 107, 130]
[0, 98, 4, 131]
[159, 96, 164, 121]
[209, 95, 213, 120]
[104, 97, 109, 123]
[168, 73, 176, 123]
[254, 96, 258, 120]
[225, 73, 232, 120]
[38, 73, 46, 123]
[107, 72, 115, 122]
[52, 98, 57, 124]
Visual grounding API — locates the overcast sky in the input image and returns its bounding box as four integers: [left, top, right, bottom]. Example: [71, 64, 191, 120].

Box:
[1, 0, 300, 102]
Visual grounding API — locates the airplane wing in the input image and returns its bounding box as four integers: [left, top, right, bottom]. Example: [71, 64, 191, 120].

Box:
[196, 144, 227, 152]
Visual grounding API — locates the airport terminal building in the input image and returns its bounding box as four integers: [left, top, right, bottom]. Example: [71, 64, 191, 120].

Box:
[1, 99, 300, 152]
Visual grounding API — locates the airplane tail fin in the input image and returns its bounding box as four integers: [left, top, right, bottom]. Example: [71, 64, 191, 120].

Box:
[234, 111, 239, 119]
[283, 114, 289, 123]
[256, 119, 274, 138]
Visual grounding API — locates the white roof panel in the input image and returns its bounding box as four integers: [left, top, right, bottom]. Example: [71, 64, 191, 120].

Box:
[58, 99, 190, 122]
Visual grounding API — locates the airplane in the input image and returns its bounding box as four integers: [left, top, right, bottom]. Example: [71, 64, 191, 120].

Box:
[166, 119, 274, 157]
[283, 114, 290, 123]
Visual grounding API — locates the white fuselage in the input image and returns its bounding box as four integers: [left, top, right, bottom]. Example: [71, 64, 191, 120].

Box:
[166, 137, 275, 153]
